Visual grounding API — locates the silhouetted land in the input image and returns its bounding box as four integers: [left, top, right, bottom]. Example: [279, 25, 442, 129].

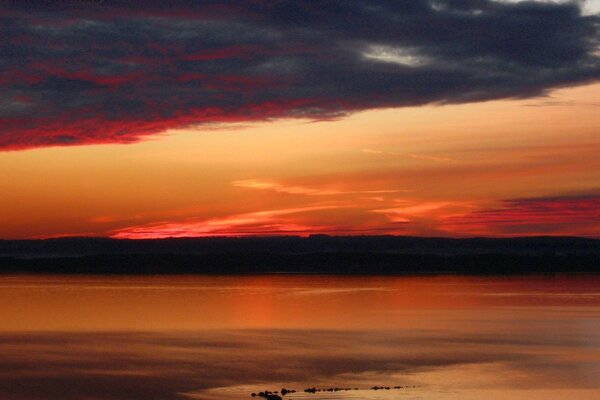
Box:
[0, 236, 599, 275]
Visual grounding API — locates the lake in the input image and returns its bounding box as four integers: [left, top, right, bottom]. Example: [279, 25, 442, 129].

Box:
[0, 274, 599, 399]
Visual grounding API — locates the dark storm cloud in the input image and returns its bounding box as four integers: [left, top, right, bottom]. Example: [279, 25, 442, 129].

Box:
[1, 0, 599, 150]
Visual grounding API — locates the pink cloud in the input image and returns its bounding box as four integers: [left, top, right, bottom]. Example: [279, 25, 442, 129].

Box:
[441, 193, 600, 236]
[110, 206, 339, 239]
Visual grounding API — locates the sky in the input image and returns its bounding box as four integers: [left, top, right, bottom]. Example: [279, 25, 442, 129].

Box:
[1, 0, 600, 239]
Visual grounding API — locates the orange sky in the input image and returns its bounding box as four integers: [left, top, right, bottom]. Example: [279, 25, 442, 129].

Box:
[1, 83, 599, 239]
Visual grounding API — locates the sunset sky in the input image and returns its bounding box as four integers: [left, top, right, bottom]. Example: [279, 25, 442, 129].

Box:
[1, 0, 600, 239]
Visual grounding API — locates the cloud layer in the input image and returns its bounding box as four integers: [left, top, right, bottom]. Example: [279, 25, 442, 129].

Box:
[443, 192, 600, 236]
[2, 0, 599, 150]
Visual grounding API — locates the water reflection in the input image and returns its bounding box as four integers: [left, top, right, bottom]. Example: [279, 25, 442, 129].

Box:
[0, 275, 599, 399]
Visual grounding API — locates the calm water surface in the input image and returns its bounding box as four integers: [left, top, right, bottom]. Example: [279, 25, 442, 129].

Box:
[0, 274, 599, 399]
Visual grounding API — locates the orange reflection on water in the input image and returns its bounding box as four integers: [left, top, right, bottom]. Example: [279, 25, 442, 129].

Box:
[1, 274, 599, 400]
[1, 274, 599, 332]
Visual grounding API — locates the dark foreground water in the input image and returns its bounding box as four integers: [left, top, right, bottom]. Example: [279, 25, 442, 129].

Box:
[0, 275, 599, 399]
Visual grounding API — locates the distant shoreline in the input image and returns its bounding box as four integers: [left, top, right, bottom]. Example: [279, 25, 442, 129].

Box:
[1, 252, 599, 275]
[1, 236, 599, 275]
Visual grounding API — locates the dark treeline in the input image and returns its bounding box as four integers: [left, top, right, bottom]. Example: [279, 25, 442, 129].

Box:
[1, 236, 599, 258]
[1, 252, 599, 275]
[1, 236, 599, 275]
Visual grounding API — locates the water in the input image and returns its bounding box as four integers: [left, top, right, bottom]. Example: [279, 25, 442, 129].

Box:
[0, 274, 599, 399]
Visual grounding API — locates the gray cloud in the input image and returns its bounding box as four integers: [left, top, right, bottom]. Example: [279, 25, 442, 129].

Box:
[1, 0, 599, 149]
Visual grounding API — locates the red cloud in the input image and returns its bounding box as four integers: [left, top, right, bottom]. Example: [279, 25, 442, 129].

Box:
[442, 194, 600, 237]
[110, 206, 338, 239]
[0, 97, 321, 151]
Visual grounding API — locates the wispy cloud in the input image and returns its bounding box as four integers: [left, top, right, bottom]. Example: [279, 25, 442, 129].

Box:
[362, 149, 457, 162]
[373, 200, 474, 223]
[362, 148, 400, 156]
[111, 206, 340, 239]
[232, 180, 344, 196]
[409, 154, 457, 163]
[232, 179, 403, 196]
